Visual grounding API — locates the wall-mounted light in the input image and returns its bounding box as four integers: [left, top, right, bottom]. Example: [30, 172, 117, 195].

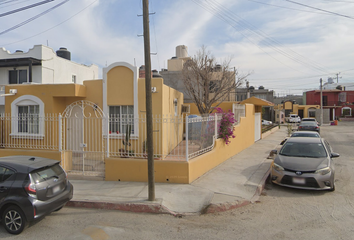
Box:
[151, 87, 157, 93]
[0, 89, 17, 97]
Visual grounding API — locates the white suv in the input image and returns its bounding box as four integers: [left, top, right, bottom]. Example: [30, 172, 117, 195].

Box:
[288, 114, 301, 123]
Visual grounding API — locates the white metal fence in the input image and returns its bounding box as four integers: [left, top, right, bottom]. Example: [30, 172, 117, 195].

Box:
[0, 113, 223, 162]
[0, 113, 60, 150]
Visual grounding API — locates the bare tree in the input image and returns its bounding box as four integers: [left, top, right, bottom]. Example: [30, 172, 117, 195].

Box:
[182, 46, 249, 114]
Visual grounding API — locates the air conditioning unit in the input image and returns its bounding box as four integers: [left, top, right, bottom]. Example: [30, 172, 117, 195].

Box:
[181, 105, 190, 114]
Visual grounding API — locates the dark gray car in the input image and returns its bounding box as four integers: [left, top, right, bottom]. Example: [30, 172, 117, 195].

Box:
[298, 121, 320, 133]
[270, 137, 339, 191]
[0, 156, 73, 234]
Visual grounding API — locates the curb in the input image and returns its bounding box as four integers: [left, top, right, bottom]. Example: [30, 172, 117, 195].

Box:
[202, 166, 271, 214]
[66, 200, 178, 215]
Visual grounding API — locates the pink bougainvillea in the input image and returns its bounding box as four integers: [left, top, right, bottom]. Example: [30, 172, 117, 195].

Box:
[216, 107, 236, 145]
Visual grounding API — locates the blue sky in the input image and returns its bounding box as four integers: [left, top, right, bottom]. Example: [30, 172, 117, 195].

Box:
[1, 0, 354, 96]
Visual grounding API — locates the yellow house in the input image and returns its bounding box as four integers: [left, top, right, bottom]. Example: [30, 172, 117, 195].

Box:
[0, 62, 269, 183]
[274, 100, 320, 121]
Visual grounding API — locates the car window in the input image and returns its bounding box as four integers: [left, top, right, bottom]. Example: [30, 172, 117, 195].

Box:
[291, 133, 319, 137]
[280, 142, 327, 158]
[324, 140, 333, 153]
[31, 164, 64, 183]
[0, 167, 15, 182]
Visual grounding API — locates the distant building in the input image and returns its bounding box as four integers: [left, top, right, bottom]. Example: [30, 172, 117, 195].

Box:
[305, 89, 354, 120]
[323, 77, 354, 91]
[0, 45, 99, 113]
[273, 94, 303, 105]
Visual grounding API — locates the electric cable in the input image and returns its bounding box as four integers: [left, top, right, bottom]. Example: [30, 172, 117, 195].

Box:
[0, 0, 70, 36]
[194, 0, 332, 74]
[1, 0, 98, 46]
[0, 0, 54, 18]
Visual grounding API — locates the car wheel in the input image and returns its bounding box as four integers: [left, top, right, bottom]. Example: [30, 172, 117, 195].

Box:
[2, 205, 27, 235]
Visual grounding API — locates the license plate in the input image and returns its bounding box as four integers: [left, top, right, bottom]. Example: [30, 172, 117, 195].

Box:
[293, 177, 305, 184]
[52, 185, 60, 193]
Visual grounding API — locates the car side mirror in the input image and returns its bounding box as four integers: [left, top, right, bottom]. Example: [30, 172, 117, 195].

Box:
[331, 153, 340, 158]
[267, 149, 278, 159]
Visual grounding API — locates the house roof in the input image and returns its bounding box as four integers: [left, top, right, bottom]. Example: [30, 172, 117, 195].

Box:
[0, 57, 42, 67]
[240, 96, 274, 106]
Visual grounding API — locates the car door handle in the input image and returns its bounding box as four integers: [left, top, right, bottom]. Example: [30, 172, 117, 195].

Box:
[0, 186, 7, 192]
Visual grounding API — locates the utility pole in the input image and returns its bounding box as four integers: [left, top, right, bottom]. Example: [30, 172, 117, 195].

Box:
[320, 78, 323, 126]
[142, 0, 155, 201]
[335, 72, 341, 83]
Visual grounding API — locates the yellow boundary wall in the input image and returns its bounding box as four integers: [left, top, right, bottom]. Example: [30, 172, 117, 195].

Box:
[105, 104, 255, 183]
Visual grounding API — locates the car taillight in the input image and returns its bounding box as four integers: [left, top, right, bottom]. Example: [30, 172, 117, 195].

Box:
[299, 126, 302, 129]
[25, 183, 37, 196]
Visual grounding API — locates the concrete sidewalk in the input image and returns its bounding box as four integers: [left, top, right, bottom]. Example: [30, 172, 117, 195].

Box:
[66, 126, 287, 215]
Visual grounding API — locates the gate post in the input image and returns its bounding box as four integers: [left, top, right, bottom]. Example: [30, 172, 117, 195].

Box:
[106, 115, 110, 158]
[185, 115, 189, 162]
[59, 114, 62, 152]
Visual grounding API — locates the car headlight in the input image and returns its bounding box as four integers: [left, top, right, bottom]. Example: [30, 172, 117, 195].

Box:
[273, 163, 284, 172]
[315, 167, 331, 175]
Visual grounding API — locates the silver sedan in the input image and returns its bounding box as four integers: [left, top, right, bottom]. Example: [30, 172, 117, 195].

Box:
[270, 137, 339, 191]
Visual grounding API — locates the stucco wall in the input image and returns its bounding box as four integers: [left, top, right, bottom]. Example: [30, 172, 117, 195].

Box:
[105, 104, 256, 183]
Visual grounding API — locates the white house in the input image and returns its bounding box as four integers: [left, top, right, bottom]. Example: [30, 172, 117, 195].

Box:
[0, 45, 99, 113]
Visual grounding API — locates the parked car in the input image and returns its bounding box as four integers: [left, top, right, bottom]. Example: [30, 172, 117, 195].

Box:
[270, 137, 339, 191]
[262, 119, 272, 125]
[0, 156, 73, 234]
[280, 131, 321, 145]
[301, 117, 319, 125]
[291, 131, 320, 138]
[286, 114, 301, 123]
[298, 121, 320, 133]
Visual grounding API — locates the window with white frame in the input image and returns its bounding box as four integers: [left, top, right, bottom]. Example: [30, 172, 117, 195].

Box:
[109, 106, 134, 134]
[342, 107, 352, 116]
[308, 109, 316, 118]
[18, 105, 39, 133]
[11, 95, 45, 137]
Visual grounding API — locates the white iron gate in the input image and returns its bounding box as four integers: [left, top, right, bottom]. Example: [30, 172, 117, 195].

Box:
[62, 100, 105, 177]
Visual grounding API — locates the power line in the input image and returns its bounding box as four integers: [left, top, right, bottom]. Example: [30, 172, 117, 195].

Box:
[1, 0, 99, 46]
[192, 0, 332, 75]
[282, 0, 354, 20]
[0, 0, 70, 36]
[0, 0, 54, 18]
[246, 0, 334, 15]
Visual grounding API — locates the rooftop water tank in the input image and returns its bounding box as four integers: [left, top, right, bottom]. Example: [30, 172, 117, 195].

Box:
[56, 47, 71, 60]
[176, 45, 188, 58]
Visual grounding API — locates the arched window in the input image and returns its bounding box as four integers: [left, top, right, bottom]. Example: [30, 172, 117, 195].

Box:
[11, 95, 44, 137]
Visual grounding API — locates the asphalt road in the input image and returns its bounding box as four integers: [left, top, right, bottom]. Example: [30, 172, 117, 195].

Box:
[1, 122, 353, 240]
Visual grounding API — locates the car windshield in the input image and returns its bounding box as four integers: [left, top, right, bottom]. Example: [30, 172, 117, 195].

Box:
[280, 142, 327, 158]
